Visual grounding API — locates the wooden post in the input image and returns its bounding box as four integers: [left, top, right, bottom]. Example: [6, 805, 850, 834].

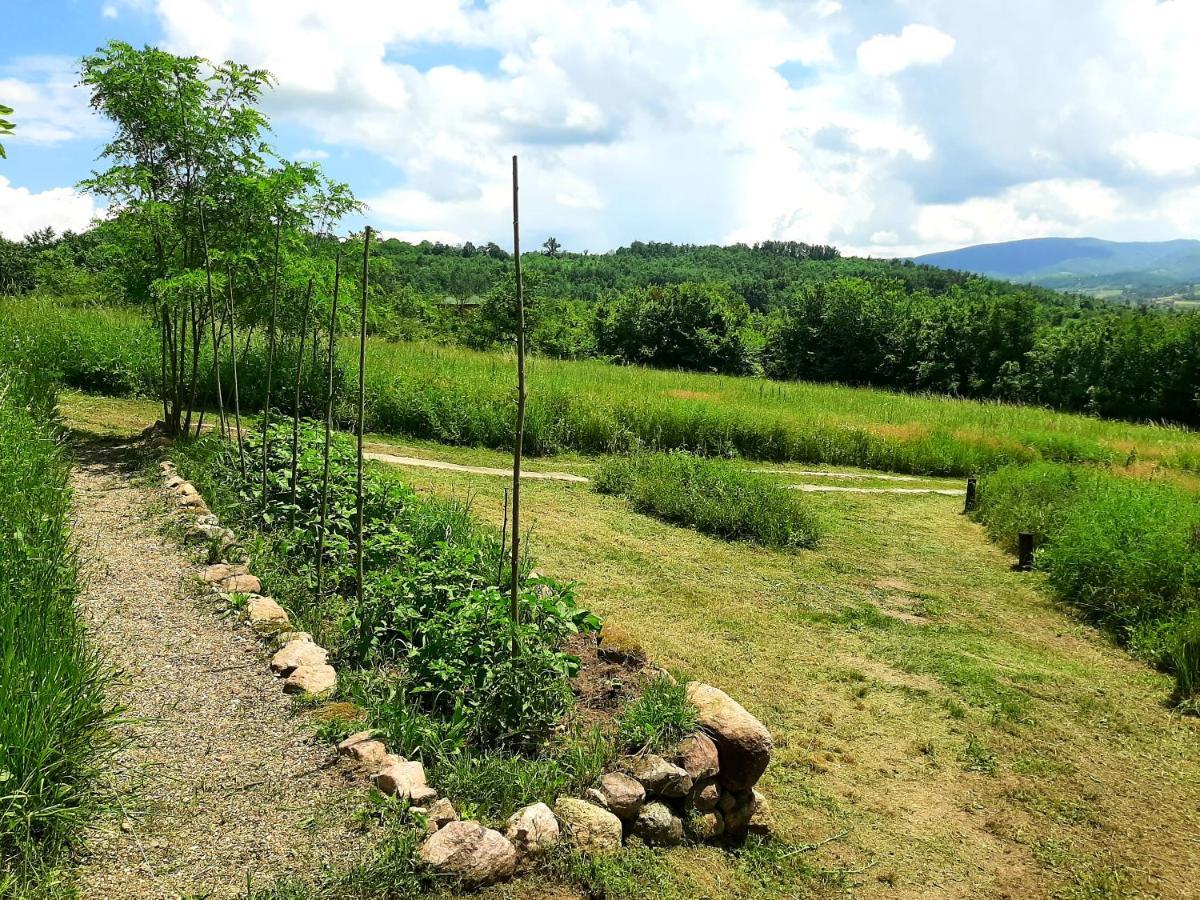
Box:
[316, 254, 340, 598]
[964, 477, 977, 513]
[224, 262, 246, 477]
[356, 228, 372, 609]
[290, 277, 314, 511]
[262, 217, 281, 512]
[1017, 532, 1035, 571]
[498, 486, 509, 588]
[509, 155, 527, 653]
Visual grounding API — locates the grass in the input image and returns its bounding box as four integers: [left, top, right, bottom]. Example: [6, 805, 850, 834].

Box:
[615, 674, 699, 753]
[594, 452, 823, 548]
[0, 365, 115, 892]
[972, 462, 1200, 704]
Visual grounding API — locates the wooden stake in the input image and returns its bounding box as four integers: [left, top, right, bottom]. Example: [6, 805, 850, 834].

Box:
[224, 262, 246, 477]
[262, 217, 281, 512]
[509, 155, 527, 652]
[1017, 531, 1034, 571]
[498, 486, 509, 587]
[316, 253, 341, 598]
[290, 277, 314, 511]
[356, 228, 372, 608]
[964, 476, 977, 513]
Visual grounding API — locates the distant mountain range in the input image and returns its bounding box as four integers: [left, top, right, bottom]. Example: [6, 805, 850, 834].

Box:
[913, 237, 1200, 299]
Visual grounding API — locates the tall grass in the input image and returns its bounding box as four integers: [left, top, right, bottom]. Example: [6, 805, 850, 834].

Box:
[0, 363, 115, 888]
[973, 463, 1200, 706]
[595, 452, 823, 548]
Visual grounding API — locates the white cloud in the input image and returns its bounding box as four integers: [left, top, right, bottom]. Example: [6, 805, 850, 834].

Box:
[378, 228, 467, 245]
[102, 4, 119, 18]
[856, 25, 955, 77]
[0, 177, 100, 240]
[1116, 131, 1200, 177]
[294, 147, 330, 161]
[0, 56, 106, 146]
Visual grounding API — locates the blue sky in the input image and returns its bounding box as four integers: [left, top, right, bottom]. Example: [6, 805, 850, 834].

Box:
[2, 0, 1199, 255]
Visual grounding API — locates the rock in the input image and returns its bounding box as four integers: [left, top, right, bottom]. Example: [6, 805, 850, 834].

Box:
[276, 630, 313, 646]
[633, 801, 683, 847]
[203, 562, 248, 583]
[159, 460, 175, 474]
[596, 772, 645, 821]
[220, 573, 262, 594]
[685, 810, 724, 841]
[270, 639, 328, 675]
[553, 797, 623, 855]
[283, 664, 337, 696]
[195, 513, 219, 526]
[177, 494, 208, 512]
[165, 474, 186, 489]
[186, 523, 225, 543]
[686, 682, 773, 791]
[674, 733, 720, 782]
[722, 790, 755, 835]
[372, 759, 437, 806]
[597, 621, 645, 664]
[419, 821, 516, 887]
[717, 790, 738, 815]
[585, 788, 609, 810]
[427, 798, 458, 832]
[629, 754, 692, 799]
[748, 789, 771, 836]
[505, 802, 559, 858]
[690, 778, 720, 812]
[245, 595, 289, 628]
[336, 730, 376, 754]
[345, 739, 391, 770]
[172, 482, 200, 499]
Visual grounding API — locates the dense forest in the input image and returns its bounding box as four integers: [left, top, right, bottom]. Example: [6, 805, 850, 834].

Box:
[4, 225, 1196, 426]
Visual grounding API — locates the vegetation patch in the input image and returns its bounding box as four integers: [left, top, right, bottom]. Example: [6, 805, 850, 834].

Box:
[594, 452, 823, 548]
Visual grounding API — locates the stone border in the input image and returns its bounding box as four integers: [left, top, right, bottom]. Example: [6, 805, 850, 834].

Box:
[158, 456, 773, 888]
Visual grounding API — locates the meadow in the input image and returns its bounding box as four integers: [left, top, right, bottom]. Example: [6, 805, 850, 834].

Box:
[7, 299, 1197, 478]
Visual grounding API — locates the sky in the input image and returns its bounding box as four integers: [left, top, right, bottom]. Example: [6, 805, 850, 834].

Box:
[2, 0, 1199, 256]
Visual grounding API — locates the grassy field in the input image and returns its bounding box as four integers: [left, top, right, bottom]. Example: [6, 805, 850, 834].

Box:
[61, 395, 1200, 898]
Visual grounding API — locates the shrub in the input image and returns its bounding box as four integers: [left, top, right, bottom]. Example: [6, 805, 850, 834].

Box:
[594, 452, 823, 548]
[973, 462, 1200, 704]
[0, 363, 115, 886]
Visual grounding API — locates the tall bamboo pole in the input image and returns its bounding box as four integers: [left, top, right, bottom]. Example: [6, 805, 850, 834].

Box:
[316, 253, 341, 598]
[262, 217, 281, 512]
[198, 202, 227, 437]
[356, 228, 372, 609]
[290, 277, 314, 510]
[509, 155, 527, 653]
[224, 261, 246, 477]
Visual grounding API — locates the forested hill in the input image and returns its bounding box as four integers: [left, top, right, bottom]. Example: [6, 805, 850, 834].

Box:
[369, 237, 1077, 311]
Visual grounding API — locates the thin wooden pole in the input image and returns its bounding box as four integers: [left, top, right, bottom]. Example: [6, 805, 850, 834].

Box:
[316, 254, 341, 598]
[225, 262, 246, 477]
[509, 155, 526, 652]
[356, 228, 372, 608]
[290, 277, 314, 510]
[198, 202, 227, 437]
[262, 217, 281, 512]
[498, 486, 509, 588]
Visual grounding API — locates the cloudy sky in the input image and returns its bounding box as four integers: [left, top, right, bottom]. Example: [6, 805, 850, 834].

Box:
[2, 0, 1199, 255]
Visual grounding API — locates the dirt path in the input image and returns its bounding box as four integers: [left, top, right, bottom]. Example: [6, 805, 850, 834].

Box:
[70, 439, 362, 899]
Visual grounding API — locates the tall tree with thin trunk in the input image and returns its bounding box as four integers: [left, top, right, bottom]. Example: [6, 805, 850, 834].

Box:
[316, 253, 340, 598]
[199, 202, 226, 437]
[261, 217, 281, 512]
[509, 155, 527, 653]
[355, 228, 372, 609]
[224, 262, 246, 476]
[290, 277, 314, 510]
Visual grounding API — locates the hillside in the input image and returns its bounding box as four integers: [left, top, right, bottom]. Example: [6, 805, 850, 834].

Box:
[914, 237, 1200, 300]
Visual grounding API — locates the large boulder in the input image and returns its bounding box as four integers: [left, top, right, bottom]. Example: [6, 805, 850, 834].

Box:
[632, 801, 683, 847]
[686, 682, 772, 790]
[220, 573, 262, 594]
[419, 821, 516, 887]
[553, 798, 623, 855]
[282, 663, 337, 696]
[629, 754, 692, 799]
[505, 802, 559, 858]
[270, 638, 328, 675]
[674, 733, 720, 782]
[245, 596, 289, 628]
[596, 772, 645, 821]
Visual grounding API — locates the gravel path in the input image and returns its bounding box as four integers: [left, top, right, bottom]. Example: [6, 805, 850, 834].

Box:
[70, 440, 364, 899]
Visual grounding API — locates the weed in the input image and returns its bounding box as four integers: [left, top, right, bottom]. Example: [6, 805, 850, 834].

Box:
[616, 674, 699, 753]
[962, 734, 998, 774]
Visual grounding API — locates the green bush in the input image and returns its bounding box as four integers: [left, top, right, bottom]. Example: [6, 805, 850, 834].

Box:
[0, 363, 115, 887]
[973, 462, 1200, 704]
[594, 452, 822, 548]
